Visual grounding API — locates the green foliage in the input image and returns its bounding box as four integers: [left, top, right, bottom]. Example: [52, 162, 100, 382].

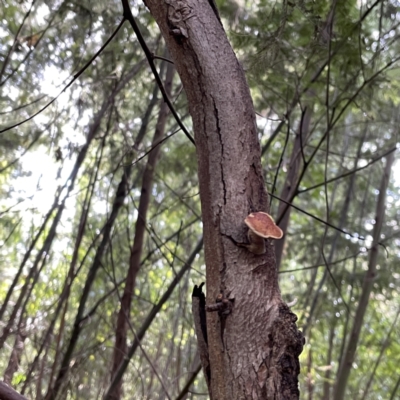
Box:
[0, 0, 399, 399]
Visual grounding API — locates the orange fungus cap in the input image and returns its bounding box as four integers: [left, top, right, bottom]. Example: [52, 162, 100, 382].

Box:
[244, 212, 283, 239]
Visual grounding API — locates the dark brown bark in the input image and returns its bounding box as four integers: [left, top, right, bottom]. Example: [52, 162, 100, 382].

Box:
[143, 1, 304, 398]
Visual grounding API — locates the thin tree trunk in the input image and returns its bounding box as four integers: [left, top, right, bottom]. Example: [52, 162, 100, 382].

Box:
[45, 164, 133, 400]
[38, 141, 105, 396]
[274, 102, 312, 268]
[360, 307, 400, 400]
[0, 381, 28, 400]
[338, 168, 372, 370]
[306, 344, 313, 400]
[389, 374, 400, 400]
[3, 320, 26, 385]
[175, 362, 201, 400]
[322, 317, 336, 400]
[0, 194, 66, 351]
[40, 62, 151, 400]
[0, 192, 60, 323]
[0, 63, 143, 350]
[334, 151, 395, 400]
[302, 124, 365, 335]
[109, 61, 175, 400]
[104, 238, 204, 399]
[141, 0, 304, 398]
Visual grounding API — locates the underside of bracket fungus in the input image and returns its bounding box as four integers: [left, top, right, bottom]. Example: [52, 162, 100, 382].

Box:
[244, 212, 283, 255]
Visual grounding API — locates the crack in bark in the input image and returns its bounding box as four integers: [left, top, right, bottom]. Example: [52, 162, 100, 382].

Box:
[212, 95, 226, 205]
[142, 1, 304, 396]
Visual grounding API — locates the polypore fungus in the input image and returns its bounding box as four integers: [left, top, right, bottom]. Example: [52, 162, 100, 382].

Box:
[244, 212, 283, 254]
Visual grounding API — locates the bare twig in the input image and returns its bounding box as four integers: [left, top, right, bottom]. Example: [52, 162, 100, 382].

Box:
[120, 0, 195, 145]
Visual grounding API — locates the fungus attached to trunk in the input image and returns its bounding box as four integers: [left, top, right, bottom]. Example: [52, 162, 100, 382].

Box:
[244, 212, 283, 255]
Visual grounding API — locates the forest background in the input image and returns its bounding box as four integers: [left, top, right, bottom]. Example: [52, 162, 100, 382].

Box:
[0, 0, 400, 399]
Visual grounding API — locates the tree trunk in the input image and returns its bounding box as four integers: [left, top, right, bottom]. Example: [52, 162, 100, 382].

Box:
[143, 1, 304, 398]
[334, 151, 395, 400]
[109, 61, 175, 400]
[0, 381, 28, 400]
[274, 103, 312, 269]
[104, 239, 203, 399]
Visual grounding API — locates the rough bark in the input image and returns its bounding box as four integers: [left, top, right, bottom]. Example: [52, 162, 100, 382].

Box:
[144, 1, 303, 398]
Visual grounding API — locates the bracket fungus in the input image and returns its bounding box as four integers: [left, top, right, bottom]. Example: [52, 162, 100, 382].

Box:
[243, 212, 283, 255]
